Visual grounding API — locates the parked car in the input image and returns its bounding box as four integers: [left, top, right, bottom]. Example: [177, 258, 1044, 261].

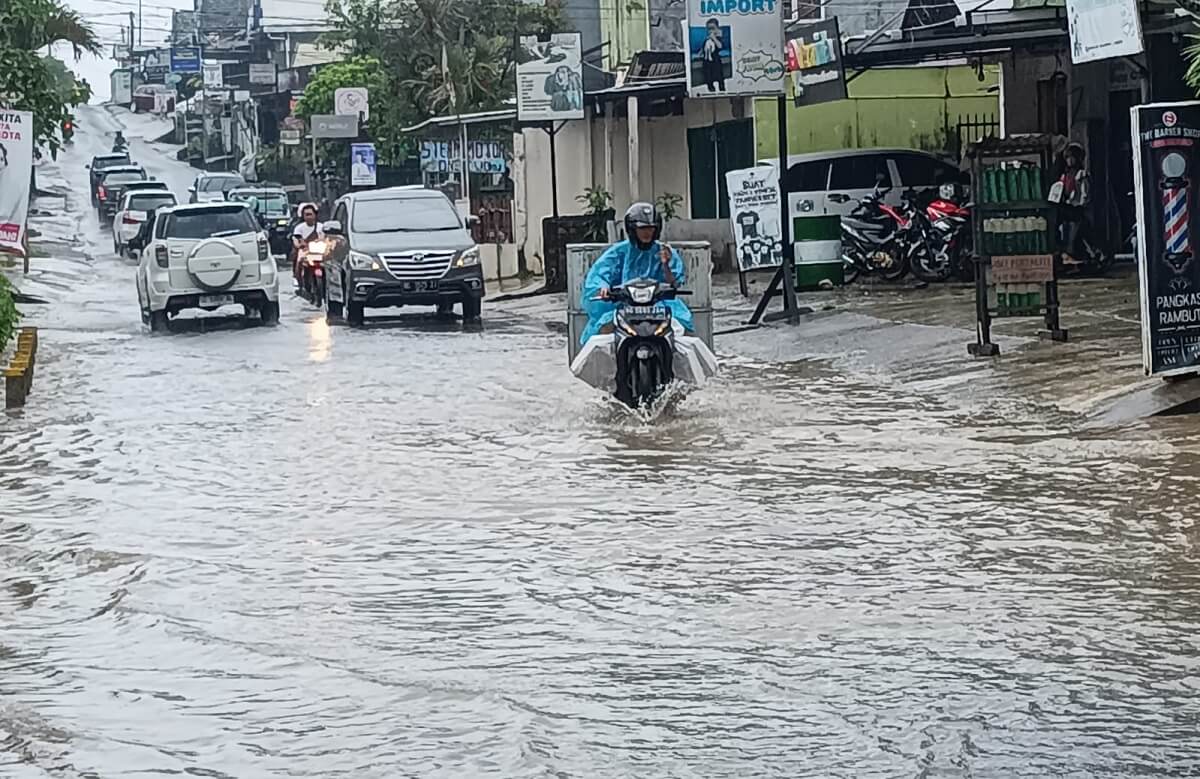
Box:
[132, 84, 175, 114]
[112, 189, 177, 256]
[134, 202, 280, 332]
[322, 187, 484, 327]
[188, 172, 246, 204]
[88, 152, 132, 206]
[225, 186, 293, 255]
[765, 148, 966, 221]
[96, 165, 148, 221]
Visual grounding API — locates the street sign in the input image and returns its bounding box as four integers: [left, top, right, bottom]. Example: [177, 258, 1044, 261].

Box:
[249, 63, 275, 85]
[202, 61, 223, 89]
[334, 88, 369, 121]
[726, 165, 784, 271]
[233, 89, 251, 103]
[1066, 0, 1143, 64]
[280, 128, 302, 146]
[310, 114, 358, 138]
[170, 46, 201, 73]
[516, 34, 584, 121]
[684, 0, 785, 97]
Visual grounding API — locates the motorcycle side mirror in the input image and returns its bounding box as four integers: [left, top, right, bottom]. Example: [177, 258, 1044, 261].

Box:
[323, 220, 343, 235]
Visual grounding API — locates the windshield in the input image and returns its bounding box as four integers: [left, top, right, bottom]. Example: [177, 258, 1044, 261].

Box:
[228, 191, 288, 214]
[199, 175, 244, 193]
[351, 196, 461, 233]
[94, 155, 130, 170]
[104, 172, 146, 185]
[128, 194, 176, 212]
[164, 206, 258, 239]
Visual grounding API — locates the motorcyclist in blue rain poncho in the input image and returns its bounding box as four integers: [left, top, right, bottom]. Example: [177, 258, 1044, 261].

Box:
[581, 202, 694, 342]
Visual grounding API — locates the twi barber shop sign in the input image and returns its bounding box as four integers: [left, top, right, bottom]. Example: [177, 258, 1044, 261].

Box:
[1133, 101, 1200, 376]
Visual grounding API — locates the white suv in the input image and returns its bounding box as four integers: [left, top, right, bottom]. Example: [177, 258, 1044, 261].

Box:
[135, 202, 280, 332]
[113, 189, 176, 256]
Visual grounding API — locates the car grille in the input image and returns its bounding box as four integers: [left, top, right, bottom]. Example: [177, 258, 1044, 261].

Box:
[379, 251, 455, 280]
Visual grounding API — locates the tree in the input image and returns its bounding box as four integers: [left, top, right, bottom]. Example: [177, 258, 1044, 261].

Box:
[0, 0, 99, 155]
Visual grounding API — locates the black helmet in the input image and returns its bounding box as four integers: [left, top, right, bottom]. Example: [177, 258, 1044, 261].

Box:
[623, 202, 662, 250]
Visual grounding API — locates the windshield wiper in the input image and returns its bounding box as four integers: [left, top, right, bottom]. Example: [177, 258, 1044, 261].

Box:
[210, 229, 241, 238]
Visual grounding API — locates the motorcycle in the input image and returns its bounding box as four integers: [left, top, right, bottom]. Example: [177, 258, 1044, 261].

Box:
[909, 186, 975, 283]
[841, 187, 912, 284]
[570, 278, 719, 410]
[295, 238, 328, 307]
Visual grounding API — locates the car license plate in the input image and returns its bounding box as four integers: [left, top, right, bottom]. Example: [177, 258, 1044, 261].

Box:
[402, 280, 438, 292]
[198, 294, 234, 307]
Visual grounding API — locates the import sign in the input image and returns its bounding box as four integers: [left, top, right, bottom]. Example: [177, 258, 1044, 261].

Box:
[310, 114, 358, 139]
[1132, 101, 1200, 377]
[685, 0, 785, 97]
[170, 46, 201, 73]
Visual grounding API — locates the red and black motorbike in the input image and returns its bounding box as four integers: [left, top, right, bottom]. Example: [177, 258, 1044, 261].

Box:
[909, 186, 974, 282]
[841, 186, 913, 284]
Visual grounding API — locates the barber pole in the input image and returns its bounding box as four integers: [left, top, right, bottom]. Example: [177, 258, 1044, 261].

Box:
[1161, 151, 1191, 259]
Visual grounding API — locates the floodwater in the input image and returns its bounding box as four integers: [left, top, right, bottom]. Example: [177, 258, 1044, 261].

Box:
[4, 106, 1200, 778]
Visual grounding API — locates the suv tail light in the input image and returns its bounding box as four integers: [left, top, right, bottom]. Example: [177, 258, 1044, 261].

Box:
[97, 185, 107, 200]
[257, 235, 268, 262]
[123, 214, 139, 224]
[154, 244, 168, 268]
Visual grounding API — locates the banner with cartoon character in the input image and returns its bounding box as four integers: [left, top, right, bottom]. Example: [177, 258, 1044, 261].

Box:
[785, 17, 846, 108]
[684, 0, 785, 98]
[1133, 101, 1200, 376]
[726, 165, 783, 271]
[517, 33, 585, 122]
[0, 111, 33, 257]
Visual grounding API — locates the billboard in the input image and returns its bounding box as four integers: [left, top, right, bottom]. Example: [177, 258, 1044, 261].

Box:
[334, 87, 370, 121]
[684, 0, 785, 97]
[1132, 102, 1200, 376]
[110, 69, 133, 105]
[202, 61, 223, 89]
[1066, 0, 1143, 64]
[350, 143, 377, 187]
[785, 17, 846, 107]
[170, 46, 201, 73]
[725, 165, 783, 271]
[517, 33, 584, 122]
[0, 111, 34, 256]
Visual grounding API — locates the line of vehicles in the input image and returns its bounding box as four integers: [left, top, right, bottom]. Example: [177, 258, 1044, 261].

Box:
[86, 149, 487, 333]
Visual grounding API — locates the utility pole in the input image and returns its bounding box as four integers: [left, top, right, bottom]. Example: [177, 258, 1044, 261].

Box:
[138, 0, 143, 44]
[128, 12, 135, 58]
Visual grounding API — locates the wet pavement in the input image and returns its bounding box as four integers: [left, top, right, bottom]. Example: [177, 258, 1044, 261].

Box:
[4, 105, 1200, 777]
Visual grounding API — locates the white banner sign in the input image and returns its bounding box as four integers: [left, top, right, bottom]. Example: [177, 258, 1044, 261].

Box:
[1066, 0, 1143, 64]
[350, 143, 377, 187]
[517, 33, 584, 122]
[685, 0, 785, 97]
[725, 165, 783, 271]
[334, 87, 369, 121]
[0, 111, 34, 256]
[202, 61, 223, 89]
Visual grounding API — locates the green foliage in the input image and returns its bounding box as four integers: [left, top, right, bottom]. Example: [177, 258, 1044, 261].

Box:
[311, 0, 566, 164]
[1186, 35, 1200, 95]
[0, 274, 19, 353]
[576, 186, 613, 241]
[0, 0, 98, 155]
[655, 192, 684, 223]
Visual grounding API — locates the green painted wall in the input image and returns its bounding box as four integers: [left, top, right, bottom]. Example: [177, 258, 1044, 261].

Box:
[755, 64, 1001, 159]
[600, 2, 650, 69]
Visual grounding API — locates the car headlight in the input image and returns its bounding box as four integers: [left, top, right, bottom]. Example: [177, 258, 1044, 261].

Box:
[454, 246, 480, 267]
[349, 250, 380, 271]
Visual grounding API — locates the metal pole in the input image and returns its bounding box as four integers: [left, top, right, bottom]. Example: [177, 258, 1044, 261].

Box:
[460, 120, 470, 205]
[549, 123, 559, 219]
[777, 94, 799, 322]
[138, 0, 143, 44]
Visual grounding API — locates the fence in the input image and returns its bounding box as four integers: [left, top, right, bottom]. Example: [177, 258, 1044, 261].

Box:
[951, 114, 1001, 161]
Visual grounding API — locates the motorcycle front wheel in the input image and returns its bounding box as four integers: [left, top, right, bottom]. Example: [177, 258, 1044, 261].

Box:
[875, 248, 909, 282]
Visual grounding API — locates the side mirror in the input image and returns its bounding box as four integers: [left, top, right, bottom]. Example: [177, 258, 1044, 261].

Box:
[130, 249, 141, 260]
[85, 164, 91, 169]
[466, 214, 480, 227]
[187, 186, 195, 194]
[323, 220, 343, 235]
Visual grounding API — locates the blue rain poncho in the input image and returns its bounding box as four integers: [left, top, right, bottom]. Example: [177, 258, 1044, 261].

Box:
[580, 239, 693, 342]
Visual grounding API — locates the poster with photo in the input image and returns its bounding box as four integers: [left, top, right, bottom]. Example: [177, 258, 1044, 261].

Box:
[517, 33, 585, 122]
[350, 143, 377, 187]
[0, 111, 33, 257]
[726, 165, 783, 271]
[685, 0, 785, 98]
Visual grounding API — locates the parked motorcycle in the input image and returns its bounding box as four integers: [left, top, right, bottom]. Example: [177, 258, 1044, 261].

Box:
[908, 187, 975, 283]
[296, 239, 328, 307]
[841, 187, 912, 284]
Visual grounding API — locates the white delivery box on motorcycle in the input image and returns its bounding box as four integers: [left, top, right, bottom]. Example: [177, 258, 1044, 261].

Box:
[566, 242, 718, 403]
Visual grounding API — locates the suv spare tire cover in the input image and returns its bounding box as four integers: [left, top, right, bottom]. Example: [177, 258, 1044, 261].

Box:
[187, 237, 243, 292]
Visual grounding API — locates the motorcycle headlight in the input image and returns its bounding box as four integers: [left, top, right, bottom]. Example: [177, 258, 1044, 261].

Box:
[454, 246, 480, 267]
[349, 250, 380, 271]
[630, 285, 654, 304]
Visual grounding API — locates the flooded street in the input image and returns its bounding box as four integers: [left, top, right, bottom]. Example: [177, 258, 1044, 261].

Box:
[5, 106, 1200, 777]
